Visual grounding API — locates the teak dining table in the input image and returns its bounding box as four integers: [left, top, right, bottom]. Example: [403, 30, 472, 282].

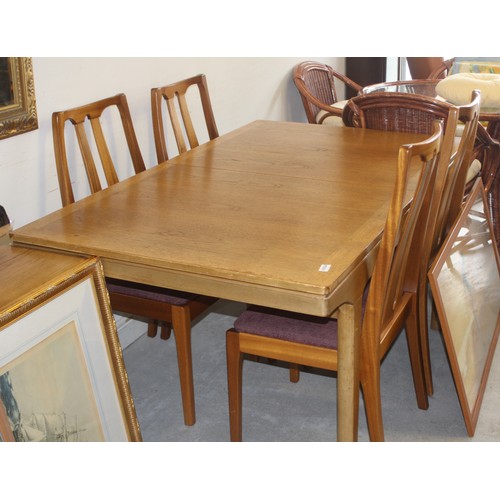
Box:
[11, 120, 424, 441]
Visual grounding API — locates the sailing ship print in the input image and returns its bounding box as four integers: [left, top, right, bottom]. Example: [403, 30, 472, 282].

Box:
[0, 372, 86, 442]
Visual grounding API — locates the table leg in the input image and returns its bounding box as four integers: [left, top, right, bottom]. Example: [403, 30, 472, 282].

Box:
[336, 297, 362, 442]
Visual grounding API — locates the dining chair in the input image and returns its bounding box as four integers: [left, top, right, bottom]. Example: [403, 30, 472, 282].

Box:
[52, 93, 216, 426]
[429, 57, 500, 80]
[342, 91, 488, 194]
[485, 140, 500, 250]
[428, 58, 455, 79]
[293, 61, 362, 125]
[151, 74, 219, 163]
[341, 91, 487, 395]
[415, 91, 481, 396]
[226, 122, 445, 442]
[342, 91, 452, 134]
[429, 57, 500, 144]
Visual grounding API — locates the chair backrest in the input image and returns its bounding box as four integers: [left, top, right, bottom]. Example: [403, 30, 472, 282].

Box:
[52, 93, 146, 207]
[293, 61, 362, 124]
[342, 92, 452, 134]
[428, 58, 455, 79]
[433, 91, 481, 249]
[363, 121, 443, 336]
[151, 74, 219, 163]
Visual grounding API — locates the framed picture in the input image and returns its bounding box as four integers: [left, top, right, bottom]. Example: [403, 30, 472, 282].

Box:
[0, 256, 141, 442]
[429, 179, 500, 436]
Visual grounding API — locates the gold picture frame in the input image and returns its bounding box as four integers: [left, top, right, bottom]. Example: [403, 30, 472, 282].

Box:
[0, 254, 141, 442]
[429, 179, 500, 436]
[0, 57, 38, 140]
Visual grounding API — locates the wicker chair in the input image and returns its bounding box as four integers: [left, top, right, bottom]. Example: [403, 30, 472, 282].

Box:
[428, 58, 455, 79]
[342, 91, 452, 133]
[428, 57, 500, 249]
[343, 91, 494, 189]
[293, 61, 362, 124]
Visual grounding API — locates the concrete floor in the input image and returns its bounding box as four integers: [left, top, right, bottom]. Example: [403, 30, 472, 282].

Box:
[122, 299, 500, 442]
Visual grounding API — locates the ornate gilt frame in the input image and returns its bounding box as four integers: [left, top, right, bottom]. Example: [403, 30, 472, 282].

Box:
[0, 57, 38, 140]
[0, 255, 142, 441]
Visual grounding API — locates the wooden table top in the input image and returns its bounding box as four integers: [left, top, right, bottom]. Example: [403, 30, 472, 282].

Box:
[11, 120, 424, 316]
[0, 245, 89, 322]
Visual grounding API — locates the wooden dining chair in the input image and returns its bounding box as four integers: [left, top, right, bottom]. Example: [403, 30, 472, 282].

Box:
[417, 92, 483, 395]
[293, 61, 362, 125]
[52, 93, 216, 426]
[226, 122, 445, 442]
[341, 91, 486, 396]
[151, 74, 219, 163]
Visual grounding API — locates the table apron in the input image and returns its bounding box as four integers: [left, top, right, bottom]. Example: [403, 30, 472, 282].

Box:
[102, 243, 378, 318]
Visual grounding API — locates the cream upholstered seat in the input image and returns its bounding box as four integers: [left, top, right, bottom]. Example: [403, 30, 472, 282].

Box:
[436, 73, 500, 112]
[316, 100, 349, 126]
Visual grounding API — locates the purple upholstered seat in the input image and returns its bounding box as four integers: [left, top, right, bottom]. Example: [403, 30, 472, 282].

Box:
[233, 285, 369, 350]
[234, 306, 338, 348]
[106, 278, 195, 306]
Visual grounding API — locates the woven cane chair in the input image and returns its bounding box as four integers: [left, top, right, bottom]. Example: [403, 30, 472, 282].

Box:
[342, 91, 452, 133]
[428, 58, 455, 79]
[293, 61, 362, 125]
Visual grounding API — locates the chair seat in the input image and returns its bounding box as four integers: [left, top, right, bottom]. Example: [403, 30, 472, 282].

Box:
[436, 73, 500, 110]
[234, 287, 369, 349]
[316, 100, 348, 126]
[466, 159, 482, 184]
[106, 278, 196, 306]
[234, 306, 338, 349]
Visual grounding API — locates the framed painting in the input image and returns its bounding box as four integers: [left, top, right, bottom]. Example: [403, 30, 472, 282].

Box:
[0, 57, 38, 140]
[429, 179, 500, 436]
[0, 256, 141, 442]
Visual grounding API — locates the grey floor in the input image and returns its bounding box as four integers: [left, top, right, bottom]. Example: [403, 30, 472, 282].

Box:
[122, 299, 500, 442]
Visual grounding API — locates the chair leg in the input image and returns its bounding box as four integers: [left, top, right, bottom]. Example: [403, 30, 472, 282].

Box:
[171, 306, 196, 426]
[359, 330, 384, 442]
[405, 298, 429, 411]
[160, 322, 172, 340]
[289, 363, 300, 383]
[430, 302, 440, 330]
[147, 319, 158, 338]
[226, 329, 244, 441]
[418, 282, 434, 396]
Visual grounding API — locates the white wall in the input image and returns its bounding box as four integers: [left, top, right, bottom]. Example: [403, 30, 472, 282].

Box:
[0, 57, 343, 228]
[0, 57, 343, 345]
